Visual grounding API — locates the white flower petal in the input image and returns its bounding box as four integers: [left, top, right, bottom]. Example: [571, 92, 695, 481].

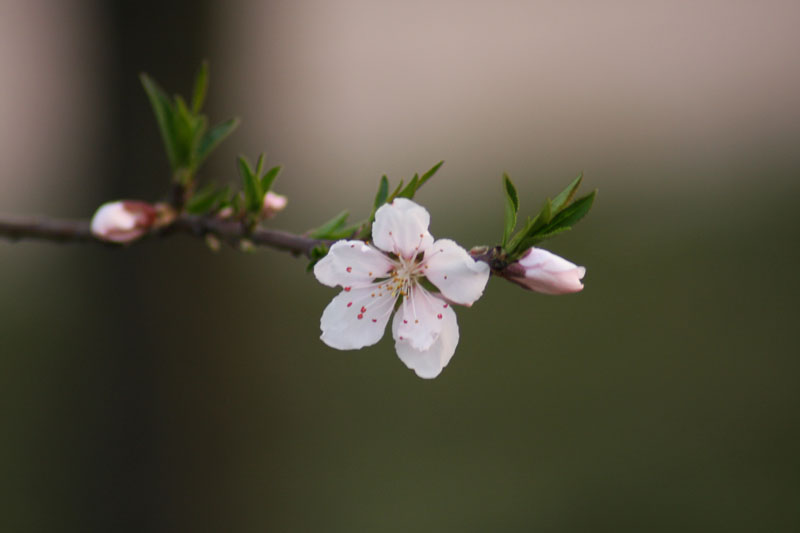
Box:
[392, 286, 448, 351]
[314, 240, 395, 288]
[393, 303, 459, 379]
[372, 198, 434, 259]
[422, 239, 490, 306]
[320, 285, 396, 350]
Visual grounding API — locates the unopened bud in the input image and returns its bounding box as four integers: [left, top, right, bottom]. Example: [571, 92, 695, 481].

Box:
[90, 201, 157, 244]
[261, 192, 287, 219]
[505, 247, 585, 294]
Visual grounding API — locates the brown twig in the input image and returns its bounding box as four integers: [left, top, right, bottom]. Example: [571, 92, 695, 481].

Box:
[0, 213, 498, 270]
[0, 213, 323, 257]
[0, 215, 95, 243]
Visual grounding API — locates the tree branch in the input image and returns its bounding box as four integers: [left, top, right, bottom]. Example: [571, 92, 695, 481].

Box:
[171, 215, 322, 256]
[0, 213, 323, 257]
[0, 213, 499, 270]
[0, 215, 95, 243]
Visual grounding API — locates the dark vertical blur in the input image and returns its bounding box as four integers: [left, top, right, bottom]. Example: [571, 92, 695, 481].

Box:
[80, 2, 211, 532]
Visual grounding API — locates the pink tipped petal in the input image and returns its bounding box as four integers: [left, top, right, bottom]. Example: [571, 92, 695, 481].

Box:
[392, 286, 447, 351]
[423, 239, 490, 306]
[515, 248, 585, 294]
[91, 201, 155, 243]
[263, 191, 287, 211]
[393, 303, 459, 379]
[314, 240, 395, 288]
[91, 202, 136, 234]
[372, 198, 434, 259]
[262, 192, 288, 218]
[320, 285, 395, 350]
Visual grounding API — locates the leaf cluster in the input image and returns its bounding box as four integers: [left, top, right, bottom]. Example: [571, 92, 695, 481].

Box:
[238, 154, 282, 215]
[308, 161, 444, 242]
[140, 62, 239, 182]
[138, 63, 597, 269]
[185, 183, 233, 215]
[184, 153, 283, 222]
[502, 173, 596, 260]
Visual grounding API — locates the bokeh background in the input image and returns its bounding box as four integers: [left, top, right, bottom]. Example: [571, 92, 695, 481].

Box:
[1, 1, 799, 531]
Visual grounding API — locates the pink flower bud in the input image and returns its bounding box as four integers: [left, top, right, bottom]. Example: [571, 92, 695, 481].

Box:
[90, 201, 157, 243]
[216, 206, 235, 219]
[505, 247, 585, 294]
[261, 192, 287, 218]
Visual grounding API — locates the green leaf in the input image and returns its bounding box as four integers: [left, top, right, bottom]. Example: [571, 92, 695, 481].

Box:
[418, 160, 444, 188]
[255, 153, 265, 178]
[395, 161, 444, 199]
[191, 61, 209, 114]
[306, 244, 330, 272]
[174, 95, 193, 126]
[550, 172, 583, 214]
[185, 184, 230, 214]
[237, 156, 254, 182]
[527, 198, 553, 236]
[397, 173, 420, 199]
[238, 156, 262, 212]
[185, 184, 217, 214]
[373, 175, 389, 210]
[386, 179, 405, 203]
[260, 165, 282, 193]
[507, 191, 596, 258]
[507, 198, 552, 254]
[190, 114, 208, 155]
[309, 210, 350, 239]
[502, 173, 519, 246]
[514, 226, 572, 250]
[544, 190, 596, 232]
[196, 118, 240, 168]
[355, 175, 392, 241]
[172, 96, 196, 167]
[140, 73, 179, 170]
[328, 223, 362, 240]
[504, 176, 594, 257]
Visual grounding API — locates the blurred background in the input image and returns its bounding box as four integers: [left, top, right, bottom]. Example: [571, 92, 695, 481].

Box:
[1, 0, 799, 531]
